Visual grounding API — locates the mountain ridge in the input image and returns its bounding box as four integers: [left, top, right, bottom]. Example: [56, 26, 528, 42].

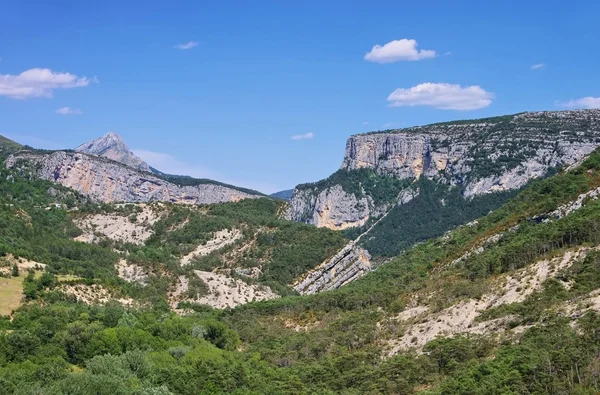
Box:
[284, 109, 600, 293]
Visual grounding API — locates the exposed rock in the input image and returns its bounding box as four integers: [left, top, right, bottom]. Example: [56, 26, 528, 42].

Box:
[116, 259, 148, 285]
[293, 241, 371, 294]
[388, 247, 592, 353]
[58, 284, 134, 306]
[75, 132, 150, 172]
[292, 197, 400, 294]
[285, 185, 373, 230]
[5, 151, 261, 205]
[288, 110, 600, 230]
[75, 204, 162, 245]
[180, 228, 242, 265]
[171, 271, 278, 309]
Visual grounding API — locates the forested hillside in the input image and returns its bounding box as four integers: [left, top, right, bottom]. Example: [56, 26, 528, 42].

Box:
[3, 141, 600, 392]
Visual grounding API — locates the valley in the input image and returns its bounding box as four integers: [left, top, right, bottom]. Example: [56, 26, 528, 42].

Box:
[3, 110, 600, 393]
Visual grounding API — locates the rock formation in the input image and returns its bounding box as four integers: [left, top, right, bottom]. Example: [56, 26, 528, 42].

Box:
[286, 109, 600, 294]
[5, 151, 260, 205]
[287, 110, 600, 230]
[75, 132, 151, 172]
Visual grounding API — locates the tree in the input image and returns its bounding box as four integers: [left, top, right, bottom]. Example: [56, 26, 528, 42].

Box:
[11, 264, 19, 277]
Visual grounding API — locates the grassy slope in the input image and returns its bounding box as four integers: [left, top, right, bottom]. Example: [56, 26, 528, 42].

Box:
[0, 275, 24, 316]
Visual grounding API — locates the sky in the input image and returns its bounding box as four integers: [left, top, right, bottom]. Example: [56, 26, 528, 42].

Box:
[1, 0, 599, 193]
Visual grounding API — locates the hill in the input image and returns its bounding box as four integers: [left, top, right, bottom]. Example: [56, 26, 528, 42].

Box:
[3, 141, 600, 393]
[270, 189, 294, 200]
[284, 109, 600, 292]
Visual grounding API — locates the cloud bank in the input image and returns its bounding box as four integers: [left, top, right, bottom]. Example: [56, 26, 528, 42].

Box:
[387, 82, 493, 110]
[557, 97, 600, 109]
[0, 68, 93, 99]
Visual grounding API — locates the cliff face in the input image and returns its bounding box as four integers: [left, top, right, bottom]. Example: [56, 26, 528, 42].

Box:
[286, 109, 600, 294]
[5, 151, 260, 205]
[285, 185, 373, 230]
[75, 132, 150, 172]
[288, 110, 600, 230]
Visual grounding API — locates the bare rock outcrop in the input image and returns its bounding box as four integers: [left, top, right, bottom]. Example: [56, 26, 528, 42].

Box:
[287, 110, 600, 229]
[293, 241, 372, 294]
[5, 151, 261, 205]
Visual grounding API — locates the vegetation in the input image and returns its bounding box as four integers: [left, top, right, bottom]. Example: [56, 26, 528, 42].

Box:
[295, 168, 412, 215]
[5, 133, 600, 392]
[348, 178, 518, 256]
[150, 167, 265, 197]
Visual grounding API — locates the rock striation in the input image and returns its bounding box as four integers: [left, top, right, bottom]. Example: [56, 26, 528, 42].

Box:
[5, 151, 260, 205]
[75, 132, 150, 172]
[293, 241, 371, 294]
[288, 110, 600, 230]
[286, 109, 600, 294]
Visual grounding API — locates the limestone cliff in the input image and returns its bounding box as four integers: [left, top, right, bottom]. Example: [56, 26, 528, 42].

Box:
[5, 151, 260, 205]
[288, 110, 600, 230]
[286, 109, 600, 294]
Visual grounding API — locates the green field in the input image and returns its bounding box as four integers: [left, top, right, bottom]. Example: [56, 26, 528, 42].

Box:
[0, 275, 23, 316]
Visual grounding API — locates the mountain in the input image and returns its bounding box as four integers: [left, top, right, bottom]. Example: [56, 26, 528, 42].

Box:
[4, 141, 600, 393]
[287, 110, 600, 230]
[75, 132, 151, 172]
[283, 110, 600, 293]
[5, 150, 262, 205]
[270, 189, 294, 200]
[5, 133, 265, 205]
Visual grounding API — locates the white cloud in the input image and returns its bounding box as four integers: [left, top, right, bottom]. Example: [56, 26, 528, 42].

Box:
[362, 121, 369, 126]
[382, 122, 395, 128]
[0, 68, 93, 99]
[290, 132, 314, 140]
[174, 41, 199, 50]
[387, 82, 493, 110]
[557, 97, 600, 109]
[531, 63, 545, 70]
[56, 107, 83, 115]
[364, 39, 435, 63]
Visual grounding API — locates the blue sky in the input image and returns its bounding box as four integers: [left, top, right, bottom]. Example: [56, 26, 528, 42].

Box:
[1, 0, 599, 193]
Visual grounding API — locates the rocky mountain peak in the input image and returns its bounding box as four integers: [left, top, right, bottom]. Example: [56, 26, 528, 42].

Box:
[75, 132, 150, 172]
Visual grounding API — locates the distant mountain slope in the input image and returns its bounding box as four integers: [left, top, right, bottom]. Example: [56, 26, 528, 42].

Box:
[5, 150, 262, 205]
[221, 147, 600, 393]
[270, 189, 294, 200]
[75, 132, 150, 172]
[6, 137, 600, 393]
[151, 167, 266, 197]
[0, 135, 22, 158]
[288, 109, 600, 230]
[4, 134, 265, 205]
